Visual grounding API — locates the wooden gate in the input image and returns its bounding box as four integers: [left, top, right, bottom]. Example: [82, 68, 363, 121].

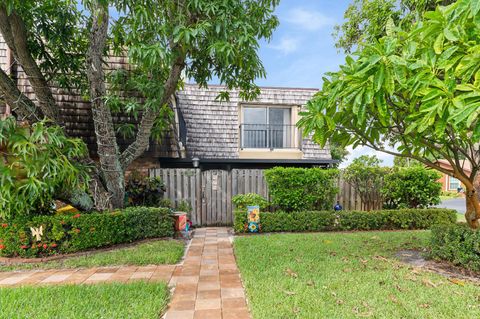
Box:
[150, 168, 382, 226]
[150, 168, 268, 226]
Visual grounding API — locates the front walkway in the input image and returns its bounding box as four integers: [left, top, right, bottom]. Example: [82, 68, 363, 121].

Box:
[165, 227, 250, 319]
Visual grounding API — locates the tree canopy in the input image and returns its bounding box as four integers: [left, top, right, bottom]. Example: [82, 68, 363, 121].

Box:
[300, 0, 480, 228]
[334, 0, 455, 52]
[0, 0, 279, 210]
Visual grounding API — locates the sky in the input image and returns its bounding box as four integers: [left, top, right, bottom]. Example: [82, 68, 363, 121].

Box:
[250, 0, 395, 167]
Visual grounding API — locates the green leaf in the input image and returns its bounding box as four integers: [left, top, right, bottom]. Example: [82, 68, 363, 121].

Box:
[443, 28, 459, 41]
[434, 33, 444, 54]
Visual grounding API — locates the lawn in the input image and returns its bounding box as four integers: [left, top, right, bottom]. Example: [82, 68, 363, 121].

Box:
[0, 282, 170, 319]
[0, 239, 184, 272]
[234, 231, 480, 319]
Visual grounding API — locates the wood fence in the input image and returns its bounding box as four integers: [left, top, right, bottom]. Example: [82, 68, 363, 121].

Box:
[150, 168, 383, 226]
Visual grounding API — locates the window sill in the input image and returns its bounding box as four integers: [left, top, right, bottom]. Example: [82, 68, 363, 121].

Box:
[238, 149, 303, 159]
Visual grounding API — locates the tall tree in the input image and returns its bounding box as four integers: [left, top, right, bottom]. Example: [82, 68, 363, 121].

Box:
[0, 0, 279, 209]
[334, 0, 455, 53]
[299, 0, 480, 228]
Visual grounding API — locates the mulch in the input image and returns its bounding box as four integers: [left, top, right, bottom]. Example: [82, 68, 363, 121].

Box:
[396, 249, 480, 284]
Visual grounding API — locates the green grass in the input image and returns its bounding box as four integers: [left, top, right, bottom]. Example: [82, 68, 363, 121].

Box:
[234, 231, 480, 319]
[0, 281, 170, 319]
[0, 239, 184, 272]
[457, 213, 467, 223]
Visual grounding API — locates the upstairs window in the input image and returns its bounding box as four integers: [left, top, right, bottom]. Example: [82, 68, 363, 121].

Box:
[240, 106, 295, 149]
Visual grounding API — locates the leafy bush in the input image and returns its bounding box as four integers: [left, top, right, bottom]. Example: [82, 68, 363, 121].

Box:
[344, 155, 389, 210]
[125, 172, 166, 207]
[264, 167, 339, 211]
[176, 200, 192, 212]
[0, 117, 90, 219]
[0, 207, 174, 258]
[430, 224, 480, 272]
[234, 208, 456, 233]
[382, 167, 442, 208]
[232, 193, 269, 211]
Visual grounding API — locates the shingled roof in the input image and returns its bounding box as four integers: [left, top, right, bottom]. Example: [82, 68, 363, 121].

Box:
[170, 84, 330, 160]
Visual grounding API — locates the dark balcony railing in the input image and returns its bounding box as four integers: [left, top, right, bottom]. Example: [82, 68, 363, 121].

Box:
[240, 124, 298, 149]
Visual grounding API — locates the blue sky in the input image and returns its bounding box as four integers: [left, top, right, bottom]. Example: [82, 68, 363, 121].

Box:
[252, 0, 394, 166]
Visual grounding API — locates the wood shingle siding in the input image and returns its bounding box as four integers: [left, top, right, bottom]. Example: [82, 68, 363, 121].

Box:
[176, 84, 330, 159]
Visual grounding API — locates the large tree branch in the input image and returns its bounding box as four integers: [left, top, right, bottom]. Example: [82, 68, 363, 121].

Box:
[0, 67, 43, 121]
[120, 53, 185, 169]
[0, 6, 59, 123]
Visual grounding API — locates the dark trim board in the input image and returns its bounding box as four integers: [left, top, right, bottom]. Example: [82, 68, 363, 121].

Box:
[158, 157, 339, 170]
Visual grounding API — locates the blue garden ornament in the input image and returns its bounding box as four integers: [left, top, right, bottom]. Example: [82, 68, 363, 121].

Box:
[334, 201, 343, 211]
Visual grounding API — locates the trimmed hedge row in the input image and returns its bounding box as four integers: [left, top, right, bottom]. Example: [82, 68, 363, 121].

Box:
[430, 224, 480, 272]
[234, 209, 457, 233]
[0, 207, 174, 258]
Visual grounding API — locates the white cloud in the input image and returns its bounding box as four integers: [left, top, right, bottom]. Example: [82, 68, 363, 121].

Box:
[269, 36, 300, 54]
[284, 8, 336, 31]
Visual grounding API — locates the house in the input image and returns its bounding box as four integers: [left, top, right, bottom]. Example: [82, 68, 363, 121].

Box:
[0, 34, 335, 225]
[157, 84, 335, 169]
[434, 159, 471, 193]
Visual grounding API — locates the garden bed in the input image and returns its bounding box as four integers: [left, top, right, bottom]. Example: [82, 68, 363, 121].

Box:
[0, 207, 175, 258]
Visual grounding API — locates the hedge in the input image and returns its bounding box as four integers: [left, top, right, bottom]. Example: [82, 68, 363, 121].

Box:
[430, 223, 480, 272]
[264, 167, 339, 211]
[234, 209, 457, 233]
[0, 207, 174, 258]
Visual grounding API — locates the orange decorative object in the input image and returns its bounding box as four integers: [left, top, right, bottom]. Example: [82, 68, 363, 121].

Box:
[174, 212, 187, 231]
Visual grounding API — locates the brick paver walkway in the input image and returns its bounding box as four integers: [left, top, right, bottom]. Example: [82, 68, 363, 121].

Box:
[164, 227, 250, 319]
[0, 227, 250, 319]
[0, 265, 176, 286]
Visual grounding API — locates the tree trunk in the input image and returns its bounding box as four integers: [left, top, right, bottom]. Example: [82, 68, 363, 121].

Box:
[464, 185, 480, 229]
[86, 2, 124, 209]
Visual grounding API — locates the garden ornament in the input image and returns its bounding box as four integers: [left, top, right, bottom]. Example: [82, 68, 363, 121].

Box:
[247, 206, 260, 233]
[30, 225, 43, 241]
[334, 201, 343, 211]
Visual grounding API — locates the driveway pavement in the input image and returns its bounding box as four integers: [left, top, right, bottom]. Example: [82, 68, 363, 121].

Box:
[436, 198, 466, 213]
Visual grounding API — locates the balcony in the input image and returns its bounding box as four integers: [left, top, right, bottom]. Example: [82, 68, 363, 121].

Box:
[240, 124, 299, 149]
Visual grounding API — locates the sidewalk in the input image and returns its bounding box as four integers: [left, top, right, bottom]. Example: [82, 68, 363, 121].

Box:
[0, 265, 175, 286]
[165, 227, 250, 319]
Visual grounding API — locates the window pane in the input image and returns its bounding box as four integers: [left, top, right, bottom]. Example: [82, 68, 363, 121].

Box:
[243, 107, 266, 124]
[269, 108, 291, 148]
[449, 177, 460, 190]
[242, 107, 266, 147]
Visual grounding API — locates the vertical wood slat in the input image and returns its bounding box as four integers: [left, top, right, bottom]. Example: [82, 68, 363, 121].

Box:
[226, 169, 232, 224]
[206, 171, 212, 225]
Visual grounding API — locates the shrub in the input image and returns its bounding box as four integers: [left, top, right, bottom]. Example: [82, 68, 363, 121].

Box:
[0, 207, 174, 258]
[0, 117, 90, 219]
[233, 208, 456, 233]
[382, 166, 442, 209]
[264, 167, 339, 211]
[232, 193, 269, 211]
[430, 224, 480, 272]
[125, 172, 166, 207]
